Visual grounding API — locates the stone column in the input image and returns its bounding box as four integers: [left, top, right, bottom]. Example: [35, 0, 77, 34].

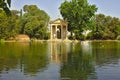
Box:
[50, 24, 52, 40]
[66, 25, 68, 40]
[55, 25, 57, 40]
[61, 25, 63, 40]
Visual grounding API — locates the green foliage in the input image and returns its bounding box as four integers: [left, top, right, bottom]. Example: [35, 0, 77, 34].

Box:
[22, 5, 50, 39]
[0, 0, 11, 15]
[68, 35, 75, 40]
[1, 1, 120, 40]
[0, 39, 5, 43]
[92, 14, 120, 40]
[0, 5, 50, 40]
[0, 10, 20, 40]
[60, 0, 120, 40]
[116, 35, 120, 40]
[59, 0, 97, 40]
[86, 32, 92, 40]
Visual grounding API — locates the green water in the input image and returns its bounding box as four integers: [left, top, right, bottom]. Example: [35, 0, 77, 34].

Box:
[0, 41, 120, 80]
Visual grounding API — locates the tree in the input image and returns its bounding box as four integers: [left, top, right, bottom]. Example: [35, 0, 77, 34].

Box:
[92, 14, 120, 40]
[21, 5, 50, 39]
[0, 0, 11, 15]
[0, 4, 50, 40]
[0, 10, 20, 39]
[59, 0, 97, 40]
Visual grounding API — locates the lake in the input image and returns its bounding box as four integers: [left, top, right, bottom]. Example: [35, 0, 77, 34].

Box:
[0, 41, 120, 80]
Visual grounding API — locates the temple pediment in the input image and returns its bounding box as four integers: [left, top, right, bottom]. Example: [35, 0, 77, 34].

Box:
[50, 18, 68, 26]
[54, 20, 61, 23]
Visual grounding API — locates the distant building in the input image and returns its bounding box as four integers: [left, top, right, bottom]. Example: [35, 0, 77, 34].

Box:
[49, 18, 68, 40]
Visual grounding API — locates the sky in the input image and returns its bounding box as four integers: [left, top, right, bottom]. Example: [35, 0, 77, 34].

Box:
[11, 0, 120, 19]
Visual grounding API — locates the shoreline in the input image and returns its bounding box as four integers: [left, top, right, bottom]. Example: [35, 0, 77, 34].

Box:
[2, 39, 120, 43]
[4, 39, 80, 43]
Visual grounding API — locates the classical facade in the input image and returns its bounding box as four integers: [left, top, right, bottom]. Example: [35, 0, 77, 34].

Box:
[50, 18, 68, 40]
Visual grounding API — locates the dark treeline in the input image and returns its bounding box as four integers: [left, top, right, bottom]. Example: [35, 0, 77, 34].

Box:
[0, 5, 50, 40]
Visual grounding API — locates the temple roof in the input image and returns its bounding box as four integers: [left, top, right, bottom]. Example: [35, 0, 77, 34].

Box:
[50, 18, 68, 26]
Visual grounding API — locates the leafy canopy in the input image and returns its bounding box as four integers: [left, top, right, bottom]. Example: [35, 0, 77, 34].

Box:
[59, 0, 97, 39]
[0, 0, 11, 15]
[92, 14, 120, 40]
[0, 10, 21, 39]
[22, 5, 50, 39]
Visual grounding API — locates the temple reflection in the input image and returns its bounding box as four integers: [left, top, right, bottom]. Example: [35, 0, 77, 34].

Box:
[50, 42, 70, 64]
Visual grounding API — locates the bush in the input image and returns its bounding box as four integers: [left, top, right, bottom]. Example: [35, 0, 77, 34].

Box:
[0, 39, 5, 43]
[44, 32, 50, 40]
[68, 35, 75, 40]
[86, 32, 93, 40]
[116, 35, 120, 40]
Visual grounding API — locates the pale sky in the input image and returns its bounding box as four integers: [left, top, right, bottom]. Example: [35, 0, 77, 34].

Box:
[11, 0, 120, 19]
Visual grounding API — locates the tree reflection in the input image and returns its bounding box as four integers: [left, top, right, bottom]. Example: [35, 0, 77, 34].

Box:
[60, 42, 96, 80]
[0, 43, 20, 72]
[0, 42, 48, 75]
[23, 42, 48, 75]
[92, 41, 120, 66]
[1, 41, 120, 79]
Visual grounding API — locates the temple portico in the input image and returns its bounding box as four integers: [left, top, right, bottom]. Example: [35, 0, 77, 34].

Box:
[50, 18, 68, 40]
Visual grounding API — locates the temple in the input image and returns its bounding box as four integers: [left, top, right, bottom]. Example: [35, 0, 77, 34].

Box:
[50, 18, 68, 40]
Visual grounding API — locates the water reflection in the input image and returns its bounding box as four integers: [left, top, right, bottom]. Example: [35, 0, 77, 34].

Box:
[92, 41, 120, 66]
[50, 42, 69, 64]
[60, 42, 97, 80]
[91, 41, 120, 80]
[1, 41, 120, 80]
[81, 41, 92, 54]
[0, 42, 48, 77]
[49, 42, 97, 80]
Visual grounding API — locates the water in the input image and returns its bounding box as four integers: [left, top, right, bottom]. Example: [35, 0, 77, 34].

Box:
[0, 41, 120, 80]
